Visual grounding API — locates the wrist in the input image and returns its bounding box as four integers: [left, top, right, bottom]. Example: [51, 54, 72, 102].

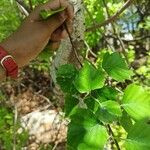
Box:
[0, 33, 27, 67]
[0, 46, 18, 79]
[1, 38, 20, 65]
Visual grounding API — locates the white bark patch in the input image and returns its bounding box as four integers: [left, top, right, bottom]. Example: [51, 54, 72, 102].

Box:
[51, 0, 85, 82]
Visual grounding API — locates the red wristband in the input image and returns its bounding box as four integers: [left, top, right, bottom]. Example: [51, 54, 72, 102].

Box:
[0, 46, 18, 78]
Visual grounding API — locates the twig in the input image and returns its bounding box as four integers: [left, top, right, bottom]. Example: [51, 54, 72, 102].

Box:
[86, 0, 133, 32]
[35, 93, 53, 106]
[52, 143, 58, 150]
[15, 0, 31, 13]
[13, 106, 18, 150]
[64, 23, 83, 67]
[84, 41, 97, 58]
[107, 124, 121, 150]
[84, 5, 115, 52]
[102, 0, 129, 64]
[16, 3, 29, 16]
[28, 0, 33, 10]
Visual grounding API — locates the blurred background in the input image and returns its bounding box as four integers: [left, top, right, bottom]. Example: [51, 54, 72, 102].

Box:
[0, 0, 149, 149]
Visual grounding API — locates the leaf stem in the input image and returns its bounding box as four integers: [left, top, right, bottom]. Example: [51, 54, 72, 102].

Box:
[64, 23, 83, 67]
[28, 0, 33, 10]
[107, 124, 121, 150]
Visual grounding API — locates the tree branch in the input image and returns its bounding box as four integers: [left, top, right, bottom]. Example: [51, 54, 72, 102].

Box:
[107, 124, 121, 150]
[28, 0, 33, 11]
[84, 5, 115, 52]
[86, 0, 133, 32]
[15, 0, 31, 13]
[101, 0, 129, 64]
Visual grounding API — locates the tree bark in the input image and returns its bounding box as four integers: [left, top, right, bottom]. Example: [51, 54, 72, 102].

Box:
[50, 0, 85, 83]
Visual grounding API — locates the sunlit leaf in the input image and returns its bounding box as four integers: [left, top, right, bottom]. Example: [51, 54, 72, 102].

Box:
[122, 84, 150, 120]
[65, 94, 79, 117]
[67, 109, 108, 150]
[102, 52, 134, 81]
[125, 121, 150, 150]
[96, 100, 122, 123]
[74, 61, 105, 93]
[56, 64, 78, 93]
[92, 86, 118, 102]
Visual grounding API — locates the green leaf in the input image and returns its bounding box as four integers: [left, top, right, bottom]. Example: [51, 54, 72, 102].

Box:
[74, 61, 105, 93]
[125, 121, 150, 150]
[64, 94, 79, 117]
[40, 7, 65, 20]
[96, 100, 122, 123]
[120, 111, 133, 132]
[56, 64, 78, 93]
[67, 109, 108, 150]
[102, 52, 133, 81]
[84, 96, 99, 113]
[122, 84, 150, 120]
[92, 86, 118, 102]
[38, 47, 52, 62]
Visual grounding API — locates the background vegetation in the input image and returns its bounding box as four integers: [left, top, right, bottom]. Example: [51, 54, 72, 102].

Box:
[0, 0, 150, 149]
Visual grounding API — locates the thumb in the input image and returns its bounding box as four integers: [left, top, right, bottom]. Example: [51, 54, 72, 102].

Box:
[45, 12, 67, 33]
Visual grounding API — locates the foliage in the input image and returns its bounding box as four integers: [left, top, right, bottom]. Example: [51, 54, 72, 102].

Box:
[0, 107, 28, 150]
[40, 7, 65, 19]
[125, 121, 150, 150]
[0, 0, 150, 149]
[0, 0, 21, 41]
[102, 52, 134, 81]
[56, 50, 150, 149]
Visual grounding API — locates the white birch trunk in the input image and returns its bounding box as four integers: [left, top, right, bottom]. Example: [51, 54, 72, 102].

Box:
[50, 0, 85, 83]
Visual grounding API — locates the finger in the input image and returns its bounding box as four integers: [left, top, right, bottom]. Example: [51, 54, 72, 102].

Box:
[30, 0, 63, 18]
[45, 0, 74, 16]
[51, 19, 73, 41]
[44, 11, 67, 32]
[51, 29, 68, 41]
[65, 19, 73, 33]
[38, 0, 74, 19]
[51, 27, 64, 41]
[47, 41, 61, 51]
[59, 0, 74, 20]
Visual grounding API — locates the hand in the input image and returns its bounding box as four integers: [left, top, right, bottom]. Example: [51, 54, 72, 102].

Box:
[1, 0, 74, 67]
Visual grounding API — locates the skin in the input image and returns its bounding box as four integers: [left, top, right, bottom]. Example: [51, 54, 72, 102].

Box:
[0, 0, 74, 80]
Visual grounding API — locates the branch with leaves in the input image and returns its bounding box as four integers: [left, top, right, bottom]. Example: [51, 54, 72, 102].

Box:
[86, 0, 133, 32]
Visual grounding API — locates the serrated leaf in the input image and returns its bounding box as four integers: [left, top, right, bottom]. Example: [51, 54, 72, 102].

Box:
[120, 111, 133, 132]
[65, 94, 79, 117]
[102, 52, 133, 81]
[67, 109, 108, 150]
[38, 47, 52, 61]
[74, 61, 105, 93]
[40, 7, 65, 20]
[96, 100, 122, 123]
[84, 96, 99, 113]
[122, 84, 150, 120]
[92, 86, 118, 102]
[56, 64, 77, 93]
[124, 121, 150, 150]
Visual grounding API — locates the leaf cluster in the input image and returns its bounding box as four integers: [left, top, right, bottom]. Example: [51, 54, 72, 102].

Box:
[56, 52, 150, 150]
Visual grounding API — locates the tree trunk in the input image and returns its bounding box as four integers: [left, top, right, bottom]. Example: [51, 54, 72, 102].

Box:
[50, 0, 85, 83]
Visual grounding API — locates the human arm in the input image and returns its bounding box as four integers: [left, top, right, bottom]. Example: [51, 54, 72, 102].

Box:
[0, 0, 73, 80]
